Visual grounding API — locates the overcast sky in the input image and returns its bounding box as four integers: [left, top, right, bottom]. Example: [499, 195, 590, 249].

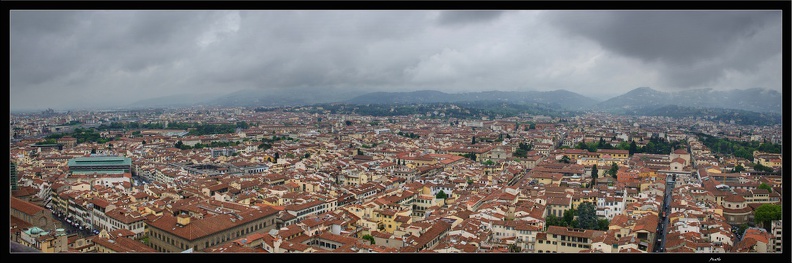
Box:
[10, 10, 783, 111]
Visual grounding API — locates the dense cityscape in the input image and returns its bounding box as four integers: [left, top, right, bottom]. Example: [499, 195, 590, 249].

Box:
[9, 105, 783, 253]
[9, 8, 785, 258]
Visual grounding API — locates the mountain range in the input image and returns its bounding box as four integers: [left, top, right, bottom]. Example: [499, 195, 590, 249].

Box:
[345, 89, 598, 111]
[592, 87, 782, 114]
[131, 87, 782, 114]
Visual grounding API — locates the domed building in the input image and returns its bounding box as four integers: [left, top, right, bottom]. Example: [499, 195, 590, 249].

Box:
[721, 193, 752, 225]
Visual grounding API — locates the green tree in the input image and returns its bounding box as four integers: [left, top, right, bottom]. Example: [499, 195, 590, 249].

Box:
[629, 141, 637, 156]
[483, 160, 495, 166]
[753, 163, 774, 173]
[617, 141, 630, 151]
[508, 243, 521, 252]
[738, 223, 749, 236]
[514, 142, 531, 158]
[758, 183, 772, 193]
[644, 141, 656, 154]
[472, 136, 477, 145]
[754, 203, 782, 231]
[345, 120, 352, 126]
[576, 202, 598, 230]
[560, 155, 571, 164]
[597, 219, 610, 231]
[36, 138, 57, 145]
[91, 148, 96, 154]
[590, 165, 599, 188]
[362, 234, 375, 244]
[608, 162, 619, 179]
[562, 208, 575, 227]
[304, 153, 311, 159]
[357, 149, 364, 156]
[576, 142, 587, 151]
[258, 143, 272, 150]
[546, 214, 564, 228]
[435, 190, 448, 199]
[733, 164, 745, 173]
[175, 140, 184, 149]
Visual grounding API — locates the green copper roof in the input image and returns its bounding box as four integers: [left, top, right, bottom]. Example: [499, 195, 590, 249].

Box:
[67, 156, 132, 167]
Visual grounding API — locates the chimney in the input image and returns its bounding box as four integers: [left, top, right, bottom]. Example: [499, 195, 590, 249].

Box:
[177, 214, 191, 226]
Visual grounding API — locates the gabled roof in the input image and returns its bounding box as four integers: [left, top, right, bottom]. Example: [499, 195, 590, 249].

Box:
[10, 196, 45, 216]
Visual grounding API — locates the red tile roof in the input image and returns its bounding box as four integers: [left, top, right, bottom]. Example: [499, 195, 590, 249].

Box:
[147, 206, 279, 241]
[10, 196, 46, 216]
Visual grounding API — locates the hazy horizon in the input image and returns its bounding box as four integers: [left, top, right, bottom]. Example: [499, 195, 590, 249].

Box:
[10, 10, 783, 112]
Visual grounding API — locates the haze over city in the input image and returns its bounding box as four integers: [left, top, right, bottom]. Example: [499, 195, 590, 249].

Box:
[10, 10, 783, 112]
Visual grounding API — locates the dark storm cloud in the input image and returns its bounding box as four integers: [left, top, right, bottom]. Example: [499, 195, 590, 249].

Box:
[9, 10, 783, 111]
[438, 11, 505, 26]
[545, 10, 782, 89]
[191, 11, 432, 89]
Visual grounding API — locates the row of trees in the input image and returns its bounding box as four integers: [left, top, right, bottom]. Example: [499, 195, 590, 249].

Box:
[733, 163, 775, 173]
[575, 137, 684, 156]
[513, 142, 532, 158]
[46, 128, 113, 144]
[187, 124, 237, 136]
[397, 131, 420, 139]
[545, 202, 610, 231]
[461, 153, 477, 161]
[589, 163, 619, 188]
[695, 132, 781, 161]
[98, 121, 252, 135]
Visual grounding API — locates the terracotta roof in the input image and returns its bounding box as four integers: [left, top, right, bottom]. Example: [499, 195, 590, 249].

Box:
[546, 225, 605, 239]
[742, 228, 771, 244]
[317, 232, 359, 245]
[10, 196, 45, 216]
[147, 206, 279, 241]
[724, 194, 746, 203]
[412, 220, 452, 250]
[93, 236, 157, 252]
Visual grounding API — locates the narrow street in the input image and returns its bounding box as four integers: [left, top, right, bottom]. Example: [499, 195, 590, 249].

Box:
[654, 174, 675, 252]
[50, 209, 95, 238]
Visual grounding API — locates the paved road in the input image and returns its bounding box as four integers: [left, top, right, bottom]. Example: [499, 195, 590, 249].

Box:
[51, 210, 95, 237]
[654, 175, 675, 252]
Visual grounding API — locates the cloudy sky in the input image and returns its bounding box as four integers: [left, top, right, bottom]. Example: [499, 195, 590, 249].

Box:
[10, 10, 783, 111]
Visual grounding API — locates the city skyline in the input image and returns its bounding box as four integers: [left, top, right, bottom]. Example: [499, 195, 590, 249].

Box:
[10, 10, 783, 112]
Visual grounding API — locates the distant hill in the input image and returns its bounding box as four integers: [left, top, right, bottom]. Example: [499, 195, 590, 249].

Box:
[206, 88, 360, 107]
[633, 104, 782, 126]
[128, 93, 222, 108]
[593, 87, 782, 114]
[347, 89, 600, 111]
